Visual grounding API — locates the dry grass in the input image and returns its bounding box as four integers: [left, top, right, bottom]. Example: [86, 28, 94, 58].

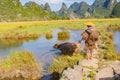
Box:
[0, 51, 41, 80]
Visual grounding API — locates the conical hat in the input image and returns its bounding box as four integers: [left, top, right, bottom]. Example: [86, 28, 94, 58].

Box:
[86, 22, 95, 26]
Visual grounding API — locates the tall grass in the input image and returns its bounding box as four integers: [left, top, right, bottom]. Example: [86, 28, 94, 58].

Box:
[45, 32, 53, 40]
[0, 51, 41, 79]
[58, 30, 70, 41]
[48, 54, 84, 73]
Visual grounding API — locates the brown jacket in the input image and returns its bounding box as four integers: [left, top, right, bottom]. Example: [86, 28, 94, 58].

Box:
[81, 27, 100, 50]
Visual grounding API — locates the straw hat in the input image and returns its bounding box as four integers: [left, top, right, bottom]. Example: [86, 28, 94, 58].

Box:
[86, 22, 95, 27]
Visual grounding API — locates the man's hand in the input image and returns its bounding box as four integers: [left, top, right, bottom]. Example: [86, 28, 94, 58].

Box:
[79, 38, 83, 43]
[79, 40, 81, 43]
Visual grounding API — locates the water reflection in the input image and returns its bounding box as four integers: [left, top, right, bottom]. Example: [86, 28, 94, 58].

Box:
[0, 39, 23, 49]
[114, 31, 120, 54]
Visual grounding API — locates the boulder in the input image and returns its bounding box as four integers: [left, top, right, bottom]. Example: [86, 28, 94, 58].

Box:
[53, 42, 82, 55]
[95, 67, 114, 80]
[50, 72, 60, 80]
[110, 60, 120, 79]
[60, 65, 83, 80]
[79, 58, 99, 69]
[110, 60, 120, 74]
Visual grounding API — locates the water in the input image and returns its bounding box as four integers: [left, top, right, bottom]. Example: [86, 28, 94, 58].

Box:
[0, 29, 83, 69]
[0, 29, 120, 69]
[114, 31, 120, 54]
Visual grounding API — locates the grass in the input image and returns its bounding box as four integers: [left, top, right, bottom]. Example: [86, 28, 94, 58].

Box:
[0, 19, 119, 32]
[0, 51, 41, 79]
[48, 54, 84, 73]
[45, 32, 53, 40]
[58, 30, 70, 41]
[0, 19, 120, 39]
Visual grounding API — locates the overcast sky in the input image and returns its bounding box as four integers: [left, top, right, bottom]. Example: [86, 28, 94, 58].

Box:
[20, 0, 120, 11]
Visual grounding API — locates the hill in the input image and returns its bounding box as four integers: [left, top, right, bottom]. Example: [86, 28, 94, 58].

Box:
[111, 2, 120, 17]
[58, 0, 118, 19]
[0, 0, 59, 22]
[0, 0, 120, 22]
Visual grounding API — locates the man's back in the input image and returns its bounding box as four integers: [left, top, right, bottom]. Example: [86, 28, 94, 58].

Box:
[82, 27, 100, 42]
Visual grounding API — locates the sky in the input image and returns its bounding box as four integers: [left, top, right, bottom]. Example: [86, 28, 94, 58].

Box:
[20, 0, 120, 11]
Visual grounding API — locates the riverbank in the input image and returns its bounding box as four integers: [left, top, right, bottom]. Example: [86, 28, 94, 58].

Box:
[0, 51, 41, 80]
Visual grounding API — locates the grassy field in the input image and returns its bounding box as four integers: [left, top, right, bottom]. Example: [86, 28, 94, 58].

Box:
[0, 19, 120, 32]
[0, 19, 120, 39]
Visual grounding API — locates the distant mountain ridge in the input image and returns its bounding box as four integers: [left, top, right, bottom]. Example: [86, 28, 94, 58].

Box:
[111, 2, 120, 17]
[0, 0, 119, 22]
[58, 0, 118, 19]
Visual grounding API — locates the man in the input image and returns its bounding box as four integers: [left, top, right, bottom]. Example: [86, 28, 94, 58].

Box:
[79, 22, 100, 60]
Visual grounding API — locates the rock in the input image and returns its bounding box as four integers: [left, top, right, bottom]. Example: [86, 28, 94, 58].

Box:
[53, 42, 82, 55]
[110, 60, 120, 74]
[50, 72, 60, 80]
[95, 67, 114, 80]
[80, 58, 99, 69]
[61, 66, 83, 80]
[114, 74, 120, 80]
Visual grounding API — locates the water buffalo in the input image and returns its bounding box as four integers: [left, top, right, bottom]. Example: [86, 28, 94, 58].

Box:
[53, 42, 82, 56]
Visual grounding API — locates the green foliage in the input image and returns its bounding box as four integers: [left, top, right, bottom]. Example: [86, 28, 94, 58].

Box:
[88, 70, 96, 80]
[111, 2, 120, 17]
[91, 7, 111, 18]
[24, 1, 48, 19]
[49, 12, 60, 20]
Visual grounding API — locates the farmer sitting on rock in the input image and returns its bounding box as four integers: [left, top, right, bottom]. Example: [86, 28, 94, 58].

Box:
[79, 22, 100, 60]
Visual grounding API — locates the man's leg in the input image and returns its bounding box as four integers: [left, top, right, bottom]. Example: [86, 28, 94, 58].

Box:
[90, 49, 93, 59]
[86, 50, 90, 60]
